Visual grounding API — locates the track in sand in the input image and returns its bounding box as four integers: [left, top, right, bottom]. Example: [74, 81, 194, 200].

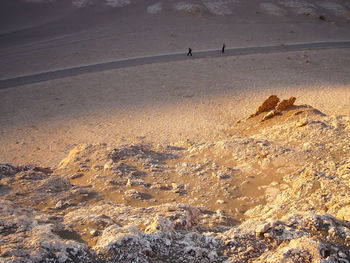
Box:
[1, 41, 350, 89]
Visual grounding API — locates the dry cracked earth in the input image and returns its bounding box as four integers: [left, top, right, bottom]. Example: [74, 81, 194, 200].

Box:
[1, 95, 350, 262]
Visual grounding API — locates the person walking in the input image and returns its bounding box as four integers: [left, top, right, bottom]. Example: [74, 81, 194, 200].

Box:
[222, 43, 225, 53]
[187, 48, 192, 56]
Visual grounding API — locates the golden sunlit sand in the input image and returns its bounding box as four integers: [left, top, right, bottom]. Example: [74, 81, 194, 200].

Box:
[1, 0, 350, 262]
[1, 49, 350, 166]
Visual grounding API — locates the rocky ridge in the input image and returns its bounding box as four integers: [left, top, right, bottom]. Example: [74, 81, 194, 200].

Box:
[1, 95, 349, 262]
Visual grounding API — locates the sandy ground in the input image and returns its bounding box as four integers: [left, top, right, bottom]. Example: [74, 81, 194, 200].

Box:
[0, 0, 350, 166]
[1, 0, 350, 79]
[1, 2, 350, 261]
[1, 48, 350, 166]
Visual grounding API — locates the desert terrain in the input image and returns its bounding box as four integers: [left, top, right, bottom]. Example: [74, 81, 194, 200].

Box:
[1, 0, 350, 262]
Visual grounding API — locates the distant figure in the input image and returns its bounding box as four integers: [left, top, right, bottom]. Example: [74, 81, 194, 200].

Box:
[222, 43, 225, 53]
[187, 48, 192, 56]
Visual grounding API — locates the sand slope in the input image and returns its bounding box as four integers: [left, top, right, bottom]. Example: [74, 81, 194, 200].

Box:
[1, 48, 350, 166]
[1, 0, 350, 78]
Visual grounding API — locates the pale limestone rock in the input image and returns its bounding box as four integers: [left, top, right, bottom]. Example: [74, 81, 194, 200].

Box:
[286, 236, 324, 261]
[103, 159, 113, 173]
[55, 200, 63, 209]
[255, 222, 272, 237]
[94, 224, 141, 250]
[258, 236, 324, 262]
[145, 215, 174, 235]
[262, 109, 278, 122]
[217, 172, 230, 179]
[2, 99, 350, 263]
[337, 206, 350, 221]
[171, 183, 181, 190]
[0, 200, 90, 262]
[264, 187, 281, 202]
[185, 205, 200, 229]
[58, 144, 88, 169]
[124, 189, 142, 200]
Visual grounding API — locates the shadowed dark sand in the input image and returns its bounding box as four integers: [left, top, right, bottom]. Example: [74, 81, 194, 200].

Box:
[1, 0, 350, 78]
[1, 41, 350, 89]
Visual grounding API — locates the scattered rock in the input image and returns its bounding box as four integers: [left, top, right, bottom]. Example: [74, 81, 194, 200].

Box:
[337, 205, 350, 221]
[262, 109, 279, 122]
[184, 205, 200, 229]
[145, 215, 174, 234]
[126, 178, 150, 188]
[70, 173, 84, 179]
[217, 172, 230, 179]
[58, 144, 87, 169]
[104, 159, 113, 173]
[90, 228, 100, 237]
[92, 165, 103, 171]
[124, 189, 142, 200]
[0, 163, 18, 179]
[55, 200, 64, 209]
[1, 99, 350, 262]
[0, 199, 91, 262]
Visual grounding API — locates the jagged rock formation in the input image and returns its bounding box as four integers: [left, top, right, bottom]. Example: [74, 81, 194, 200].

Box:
[1, 97, 350, 262]
[276, 96, 296, 112]
[251, 95, 280, 117]
[248, 95, 297, 122]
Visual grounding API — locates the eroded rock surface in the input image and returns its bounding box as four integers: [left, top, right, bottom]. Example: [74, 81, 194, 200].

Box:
[276, 96, 296, 112]
[249, 95, 297, 121]
[1, 99, 350, 262]
[0, 199, 92, 263]
[253, 95, 280, 116]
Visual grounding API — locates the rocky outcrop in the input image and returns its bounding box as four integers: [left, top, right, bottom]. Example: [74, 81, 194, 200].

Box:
[249, 95, 280, 118]
[248, 95, 297, 121]
[223, 212, 350, 262]
[0, 199, 92, 263]
[1, 98, 350, 262]
[276, 96, 296, 111]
